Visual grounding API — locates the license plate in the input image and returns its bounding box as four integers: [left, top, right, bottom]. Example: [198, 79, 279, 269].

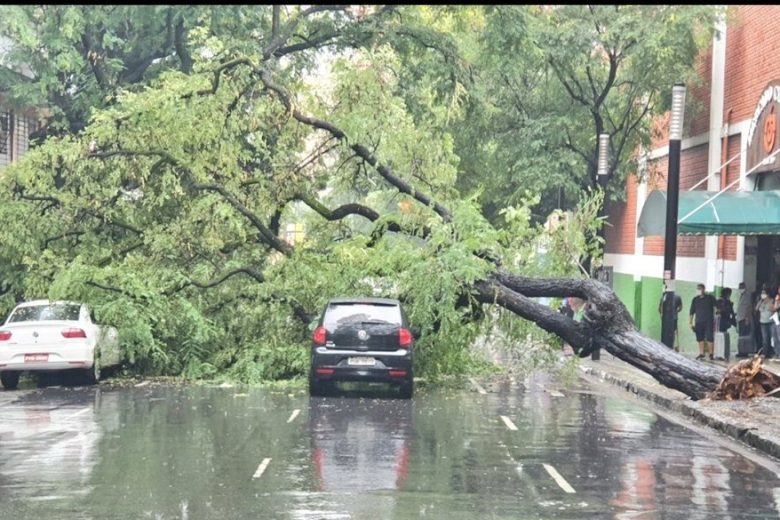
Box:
[24, 353, 49, 363]
[347, 357, 375, 367]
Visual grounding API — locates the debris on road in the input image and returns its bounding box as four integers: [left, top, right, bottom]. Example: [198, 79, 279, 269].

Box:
[708, 356, 780, 400]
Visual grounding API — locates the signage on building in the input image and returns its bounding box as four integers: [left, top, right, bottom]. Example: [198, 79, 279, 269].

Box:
[747, 81, 780, 174]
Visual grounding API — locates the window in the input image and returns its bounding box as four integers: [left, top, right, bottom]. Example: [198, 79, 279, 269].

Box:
[8, 304, 82, 323]
[0, 111, 10, 167]
[324, 303, 402, 329]
[0, 111, 39, 169]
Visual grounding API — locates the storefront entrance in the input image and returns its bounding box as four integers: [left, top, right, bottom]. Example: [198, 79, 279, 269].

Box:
[756, 235, 780, 294]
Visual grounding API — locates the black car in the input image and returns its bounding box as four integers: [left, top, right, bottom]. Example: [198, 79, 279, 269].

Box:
[309, 298, 418, 399]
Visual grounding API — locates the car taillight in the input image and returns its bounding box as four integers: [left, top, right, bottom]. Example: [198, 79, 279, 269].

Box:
[61, 328, 87, 339]
[0, 331, 11, 341]
[399, 328, 413, 348]
[312, 326, 327, 346]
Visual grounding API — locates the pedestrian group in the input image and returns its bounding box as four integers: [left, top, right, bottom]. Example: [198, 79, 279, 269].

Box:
[683, 282, 778, 360]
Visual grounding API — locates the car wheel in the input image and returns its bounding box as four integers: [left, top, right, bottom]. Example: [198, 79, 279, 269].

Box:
[1, 371, 20, 390]
[399, 378, 414, 399]
[309, 376, 325, 397]
[84, 353, 101, 385]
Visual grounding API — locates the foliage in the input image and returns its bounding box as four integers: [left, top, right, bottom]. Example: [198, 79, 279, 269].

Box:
[415, 5, 721, 222]
[0, 5, 715, 383]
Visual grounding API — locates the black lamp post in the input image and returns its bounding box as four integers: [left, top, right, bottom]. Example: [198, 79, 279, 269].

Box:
[591, 133, 610, 361]
[661, 84, 686, 349]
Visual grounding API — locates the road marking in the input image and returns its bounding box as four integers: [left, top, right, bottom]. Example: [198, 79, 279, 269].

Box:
[469, 377, 487, 395]
[252, 458, 272, 479]
[287, 409, 300, 423]
[543, 463, 576, 493]
[549, 390, 564, 397]
[134, 381, 150, 387]
[66, 407, 91, 420]
[500, 415, 518, 431]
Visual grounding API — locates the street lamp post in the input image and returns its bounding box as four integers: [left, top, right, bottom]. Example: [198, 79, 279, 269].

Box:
[661, 84, 687, 350]
[591, 133, 610, 361]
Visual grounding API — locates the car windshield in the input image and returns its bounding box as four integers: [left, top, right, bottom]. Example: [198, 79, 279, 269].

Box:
[8, 304, 81, 323]
[324, 303, 401, 329]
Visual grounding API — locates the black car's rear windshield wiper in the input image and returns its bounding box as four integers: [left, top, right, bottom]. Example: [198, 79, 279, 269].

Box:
[360, 320, 392, 325]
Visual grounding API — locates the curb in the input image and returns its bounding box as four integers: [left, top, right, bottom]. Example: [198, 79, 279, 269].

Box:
[579, 363, 780, 461]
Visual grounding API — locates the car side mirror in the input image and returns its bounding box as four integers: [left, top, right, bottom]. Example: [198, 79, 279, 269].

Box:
[410, 326, 421, 340]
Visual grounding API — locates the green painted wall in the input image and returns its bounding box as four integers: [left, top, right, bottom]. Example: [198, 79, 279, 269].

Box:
[611, 275, 706, 356]
[639, 276, 663, 340]
[610, 268, 744, 357]
[612, 272, 636, 320]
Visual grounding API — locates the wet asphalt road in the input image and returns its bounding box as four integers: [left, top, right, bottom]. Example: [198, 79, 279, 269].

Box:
[1, 374, 780, 520]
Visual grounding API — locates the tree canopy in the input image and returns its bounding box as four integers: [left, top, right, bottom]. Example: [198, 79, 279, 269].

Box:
[0, 5, 722, 389]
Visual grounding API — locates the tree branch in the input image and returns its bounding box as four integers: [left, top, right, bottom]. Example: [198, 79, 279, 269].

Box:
[86, 280, 142, 300]
[594, 51, 618, 109]
[13, 185, 62, 208]
[174, 15, 193, 74]
[296, 192, 431, 239]
[166, 266, 312, 323]
[80, 25, 111, 91]
[549, 60, 590, 107]
[259, 69, 454, 223]
[43, 231, 84, 249]
[192, 183, 292, 256]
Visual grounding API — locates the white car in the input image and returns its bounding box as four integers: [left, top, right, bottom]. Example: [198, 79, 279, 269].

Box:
[0, 300, 121, 390]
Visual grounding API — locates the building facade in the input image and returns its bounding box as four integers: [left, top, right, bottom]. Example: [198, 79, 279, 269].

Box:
[1, 35, 40, 171]
[603, 6, 780, 353]
[0, 105, 39, 170]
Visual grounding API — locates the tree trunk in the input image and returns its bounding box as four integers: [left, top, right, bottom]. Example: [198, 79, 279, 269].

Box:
[474, 270, 725, 400]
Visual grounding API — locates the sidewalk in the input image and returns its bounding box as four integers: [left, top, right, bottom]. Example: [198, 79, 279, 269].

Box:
[579, 353, 780, 460]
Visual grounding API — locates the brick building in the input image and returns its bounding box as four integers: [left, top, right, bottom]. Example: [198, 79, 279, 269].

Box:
[603, 6, 780, 353]
[0, 37, 40, 171]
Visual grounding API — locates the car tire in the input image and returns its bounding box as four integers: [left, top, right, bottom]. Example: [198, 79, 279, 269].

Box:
[309, 375, 325, 397]
[84, 353, 101, 385]
[399, 378, 414, 399]
[1, 371, 20, 390]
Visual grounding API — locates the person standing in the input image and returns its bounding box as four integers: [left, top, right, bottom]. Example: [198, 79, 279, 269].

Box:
[715, 288, 736, 359]
[689, 283, 717, 360]
[735, 282, 754, 358]
[658, 292, 683, 351]
[735, 282, 753, 337]
[716, 288, 736, 331]
[755, 288, 775, 358]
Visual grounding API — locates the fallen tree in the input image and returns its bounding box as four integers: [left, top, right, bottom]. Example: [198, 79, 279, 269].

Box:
[0, 6, 751, 398]
[255, 66, 733, 400]
[312, 152, 728, 401]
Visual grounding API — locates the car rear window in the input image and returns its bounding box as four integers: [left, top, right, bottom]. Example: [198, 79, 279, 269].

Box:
[324, 303, 402, 329]
[8, 304, 81, 323]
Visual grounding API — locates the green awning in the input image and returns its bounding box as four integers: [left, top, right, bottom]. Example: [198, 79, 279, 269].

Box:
[636, 189, 780, 237]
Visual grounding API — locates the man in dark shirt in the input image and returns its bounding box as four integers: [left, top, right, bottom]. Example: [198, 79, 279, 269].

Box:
[658, 292, 683, 351]
[689, 283, 717, 360]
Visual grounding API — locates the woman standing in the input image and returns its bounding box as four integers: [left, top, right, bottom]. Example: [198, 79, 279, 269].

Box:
[756, 288, 775, 358]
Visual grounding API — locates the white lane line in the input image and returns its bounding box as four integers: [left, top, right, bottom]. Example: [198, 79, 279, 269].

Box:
[549, 390, 564, 398]
[252, 458, 272, 479]
[134, 381, 150, 387]
[469, 377, 487, 395]
[287, 409, 300, 423]
[543, 463, 576, 494]
[500, 415, 518, 431]
[66, 407, 91, 420]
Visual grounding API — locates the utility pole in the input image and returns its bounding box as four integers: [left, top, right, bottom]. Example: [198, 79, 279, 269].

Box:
[661, 84, 687, 349]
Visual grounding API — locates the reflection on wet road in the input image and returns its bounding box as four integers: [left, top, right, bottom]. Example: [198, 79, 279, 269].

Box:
[2, 374, 780, 519]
